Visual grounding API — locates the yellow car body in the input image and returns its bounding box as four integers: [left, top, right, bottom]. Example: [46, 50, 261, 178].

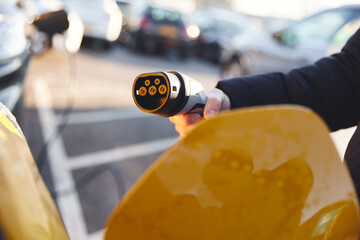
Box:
[0, 104, 68, 240]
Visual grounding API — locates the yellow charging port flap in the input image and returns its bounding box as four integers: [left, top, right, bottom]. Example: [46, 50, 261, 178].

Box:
[105, 105, 359, 240]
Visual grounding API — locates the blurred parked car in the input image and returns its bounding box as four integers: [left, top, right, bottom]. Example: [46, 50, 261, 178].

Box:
[0, 0, 82, 126]
[125, 1, 195, 59]
[220, 5, 360, 79]
[0, 0, 30, 123]
[64, 0, 122, 50]
[116, 0, 131, 44]
[17, 0, 83, 54]
[22, 0, 69, 53]
[190, 8, 255, 64]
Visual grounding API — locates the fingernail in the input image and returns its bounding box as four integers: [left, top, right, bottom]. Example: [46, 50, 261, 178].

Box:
[206, 110, 217, 118]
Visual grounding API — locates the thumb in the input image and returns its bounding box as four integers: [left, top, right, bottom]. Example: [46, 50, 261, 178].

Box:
[203, 89, 229, 119]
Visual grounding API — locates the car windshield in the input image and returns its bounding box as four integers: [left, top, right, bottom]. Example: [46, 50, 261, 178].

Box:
[213, 18, 246, 37]
[191, 9, 250, 37]
[284, 9, 353, 45]
[146, 7, 183, 26]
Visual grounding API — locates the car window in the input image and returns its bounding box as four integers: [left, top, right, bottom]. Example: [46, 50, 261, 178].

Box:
[191, 11, 209, 29]
[283, 9, 352, 46]
[191, 10, 249, 32]
[146, 7, 184, 26]
[213, 19, 245, 37]
[332, 16, 360, 47]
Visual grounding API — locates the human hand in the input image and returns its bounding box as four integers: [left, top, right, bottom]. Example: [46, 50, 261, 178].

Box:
[169, 88, 230, 137]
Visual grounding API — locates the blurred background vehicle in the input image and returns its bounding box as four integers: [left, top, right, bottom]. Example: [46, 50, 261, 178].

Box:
[0, 0, 30, 123]
[190, 7, 256, 64]
[220, 5, 360, 79]
[124, 1, 196, 59]
[18, 0, 84, 55]
[20, 0, 70, 54]
[64, 0, 122, 50]
[116, 0, 131, 44]
[0, 0, 83, 127]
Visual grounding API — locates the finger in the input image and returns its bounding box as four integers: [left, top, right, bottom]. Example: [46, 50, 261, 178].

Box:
[203, 89, 231, 119]
[204, 89, 223, 118]
[180, 124, 198, 138]
[174, 121, 195, 137]
[169, 113, 202, 126]
[169, 115, 177, 124]
[169, 113, 202, 137]
[174, 124, 184, 136]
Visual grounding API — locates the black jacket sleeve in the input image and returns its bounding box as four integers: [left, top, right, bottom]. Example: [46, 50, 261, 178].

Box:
[216, 28, 360, 132]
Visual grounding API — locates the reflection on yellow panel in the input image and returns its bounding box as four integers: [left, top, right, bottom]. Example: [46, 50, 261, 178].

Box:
[105, 105, 359, 240]
[0, 105, 69, 240]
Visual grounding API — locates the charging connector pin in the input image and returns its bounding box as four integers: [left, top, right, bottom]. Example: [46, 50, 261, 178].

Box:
[138, 87, 147, 96]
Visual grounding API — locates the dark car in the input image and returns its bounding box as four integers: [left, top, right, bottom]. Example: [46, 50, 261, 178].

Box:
[190, 8, 255, 64]
[125, 1, 192, 58]
[220, 5, 360, 79]
[0, 0, 30, 123]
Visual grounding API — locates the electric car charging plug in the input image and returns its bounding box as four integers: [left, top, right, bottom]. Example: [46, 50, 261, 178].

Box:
[133, 71, 207, 117]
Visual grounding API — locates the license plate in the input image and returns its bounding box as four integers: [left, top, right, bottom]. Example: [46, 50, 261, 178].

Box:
[157, 25, 178, 38]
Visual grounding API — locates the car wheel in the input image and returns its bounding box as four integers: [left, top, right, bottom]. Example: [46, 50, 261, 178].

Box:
[129, 33, 141, 51]
[179, 50, 188, 61]
[204, 43, 220, 63]
[221, 57, 246, 79]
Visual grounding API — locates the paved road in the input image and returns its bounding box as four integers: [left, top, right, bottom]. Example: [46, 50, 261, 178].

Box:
[21, 43, 220, 240]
